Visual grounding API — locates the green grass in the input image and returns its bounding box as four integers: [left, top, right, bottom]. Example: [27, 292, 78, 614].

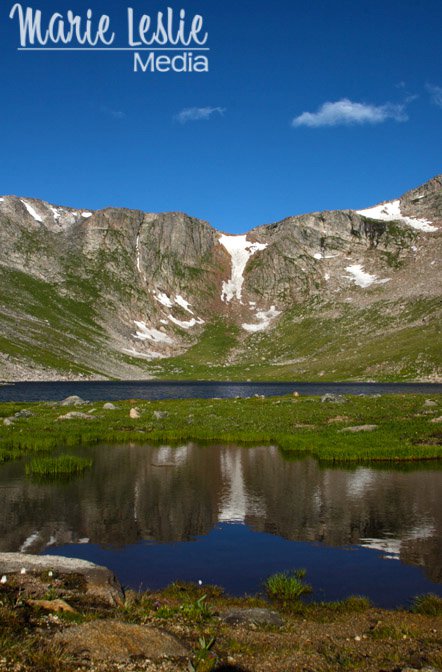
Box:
[0, 394, 441, 464]
[264, 569, 312, 605]
[142, 297, 441, 382]
[25, 455, 92, 477]
[411, 593, 442, 616]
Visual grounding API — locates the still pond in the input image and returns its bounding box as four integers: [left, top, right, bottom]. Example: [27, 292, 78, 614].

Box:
[0, 442, 441, 608]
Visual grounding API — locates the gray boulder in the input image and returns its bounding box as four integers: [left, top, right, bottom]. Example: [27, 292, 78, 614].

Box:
[0, 553, 124, 606]
[60, 395, 87, 406]
[14, 409, 33, 418]
[321, 393, 346, 404]
[57, 412, 96, 420]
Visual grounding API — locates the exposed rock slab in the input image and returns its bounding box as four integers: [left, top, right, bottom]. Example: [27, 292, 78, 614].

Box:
[54, 620, 189, 661]
[0, 553, 124, 606]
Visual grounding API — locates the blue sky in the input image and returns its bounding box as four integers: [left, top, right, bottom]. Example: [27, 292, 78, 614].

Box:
[0, 0, 441, 233]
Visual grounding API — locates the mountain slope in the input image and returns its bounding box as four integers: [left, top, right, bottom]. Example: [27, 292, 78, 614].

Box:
[0, 176, 441, 381]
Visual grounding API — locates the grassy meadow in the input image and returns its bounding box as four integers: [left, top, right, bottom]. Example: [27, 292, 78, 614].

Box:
[0, 393, 441, 465]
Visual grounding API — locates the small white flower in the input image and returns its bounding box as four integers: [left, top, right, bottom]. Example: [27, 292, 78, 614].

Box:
[20, 568, 27, 575]
[48, 571, 53, 577]
[0, 575, 7, 584]
[198, 580, 203, 586]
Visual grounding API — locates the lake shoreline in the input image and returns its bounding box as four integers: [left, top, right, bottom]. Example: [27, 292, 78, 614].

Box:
[0, 555, 441, 672]
[1, 380, 442, 403]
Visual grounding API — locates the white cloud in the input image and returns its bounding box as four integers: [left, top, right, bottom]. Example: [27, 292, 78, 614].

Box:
[175, 106, 226, 124]
[101, 106, 126, 120]
[292, 98, 408, 128]
[426, 84, 442, 108]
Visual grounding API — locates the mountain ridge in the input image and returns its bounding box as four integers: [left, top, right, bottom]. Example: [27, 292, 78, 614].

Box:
[0, 175, 441, 382]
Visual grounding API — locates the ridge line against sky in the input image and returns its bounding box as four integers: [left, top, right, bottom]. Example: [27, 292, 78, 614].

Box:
[0, 0, 441, 233]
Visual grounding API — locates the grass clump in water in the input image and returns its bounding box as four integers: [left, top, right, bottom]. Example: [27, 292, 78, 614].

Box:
[25, 455, 92, 477]
[410, 593, 442, 616]
[264, 569, 312, 606]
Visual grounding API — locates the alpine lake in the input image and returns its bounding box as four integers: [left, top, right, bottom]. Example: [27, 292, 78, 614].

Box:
[0, 381, 441, 608]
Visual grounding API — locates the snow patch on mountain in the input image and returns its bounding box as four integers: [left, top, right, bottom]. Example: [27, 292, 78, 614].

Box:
[168, 315, 204, 329]
[136, 235, 142, 274]
[357, 200, 438, 232]
[220, 234, 267, 303]
[154, 291, 174, 308]
[175, 295, 194, 314]
[345, 264, 390, 288]
[81, 211, 92, 218]
[133, 321, 174, 344]
[21, 200, 43, 223]
[123, 347, 163, 360]
[242, 305, 281, 332]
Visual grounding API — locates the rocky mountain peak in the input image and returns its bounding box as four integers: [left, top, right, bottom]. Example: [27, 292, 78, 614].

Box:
[0, 175, 440, 382]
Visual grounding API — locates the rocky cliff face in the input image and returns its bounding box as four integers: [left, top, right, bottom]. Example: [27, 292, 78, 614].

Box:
[0, 175, 440, 381]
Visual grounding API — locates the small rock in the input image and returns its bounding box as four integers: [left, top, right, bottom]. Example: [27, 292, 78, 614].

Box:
[430, 416, 442, 424]
[103, 403, 118, 410]
[321, 393, 346, 404]
[339, 424, 378, 433]
[53, 621, 188, 662]
[327, 415, 351, 424]
[14, 409, 33, 418]
[154, 411, 168, 420]
[3, 418, 14, 426]
[57, 412, 96, 421]
[60, 395, 87, 407]
[424, 400, 438, 407]
[221, 608, 284, 627]
[129, 408, 140, 419]
[27, 598, 77, 613]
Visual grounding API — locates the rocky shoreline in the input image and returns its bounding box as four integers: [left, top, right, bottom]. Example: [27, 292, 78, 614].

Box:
[0, 552, 441, 672]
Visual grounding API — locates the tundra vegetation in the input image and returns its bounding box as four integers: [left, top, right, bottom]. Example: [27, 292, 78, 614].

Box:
[0, 393, 441, 464]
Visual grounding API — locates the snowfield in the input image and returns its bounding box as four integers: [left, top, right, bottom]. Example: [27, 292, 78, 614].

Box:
[242, 305, 281, 332]
[21, 200, 43, 223]
[357, 199, 438, 232]
[219, 234, 267, 303]
[133, 321, 174, 344]
[345, 264, 390, 288]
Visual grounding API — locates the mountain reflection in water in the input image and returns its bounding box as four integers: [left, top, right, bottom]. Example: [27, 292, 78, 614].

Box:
[0, 443, 440, 585]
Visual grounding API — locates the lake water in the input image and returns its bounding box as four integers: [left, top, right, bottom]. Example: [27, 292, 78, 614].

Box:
[0, 442, 441, 607]
[1, 380, 441, 402]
